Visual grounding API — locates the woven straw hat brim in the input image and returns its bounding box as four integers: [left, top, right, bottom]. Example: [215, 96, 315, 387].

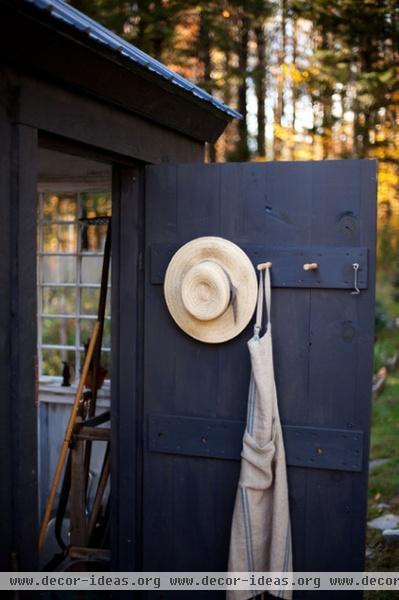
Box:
[164, 237, 257, 343]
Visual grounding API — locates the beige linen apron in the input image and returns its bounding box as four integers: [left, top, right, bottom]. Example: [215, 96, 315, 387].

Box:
[227, 267, 292, 600]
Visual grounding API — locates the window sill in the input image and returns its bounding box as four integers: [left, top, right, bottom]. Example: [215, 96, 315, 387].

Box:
[39, 381, 110, 406]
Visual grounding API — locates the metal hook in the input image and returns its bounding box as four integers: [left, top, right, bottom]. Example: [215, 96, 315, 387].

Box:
[351, 263, 360, 295]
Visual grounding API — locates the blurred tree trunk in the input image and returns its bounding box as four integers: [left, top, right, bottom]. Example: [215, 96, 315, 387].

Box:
[199, 11, 212, 86]
[222, 51, 235, 161]
[292, 18, 298, 136]
[358, 40, 373, 159]
[274, 0, 287, 159]
[320, 29, 333, 159]
[198, 10, 216, 162]
[236, 15, 250, 161]
[254, 24, 267, 158]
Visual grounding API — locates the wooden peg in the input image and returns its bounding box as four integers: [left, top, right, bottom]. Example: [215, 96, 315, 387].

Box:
[303, 262, 318, 271]
[257, 261, 272, 270]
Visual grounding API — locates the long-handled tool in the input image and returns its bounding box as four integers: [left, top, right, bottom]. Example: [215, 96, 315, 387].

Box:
[38, 321, 100, 553]
[82, 217, 112, 489]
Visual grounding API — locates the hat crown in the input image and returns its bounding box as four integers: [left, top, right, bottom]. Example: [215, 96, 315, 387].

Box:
[181, 260, 231, 322]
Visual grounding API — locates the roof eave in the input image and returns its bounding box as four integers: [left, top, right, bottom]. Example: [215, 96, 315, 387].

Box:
[26, 0, 241, 121]
[0, 0, 240, 144]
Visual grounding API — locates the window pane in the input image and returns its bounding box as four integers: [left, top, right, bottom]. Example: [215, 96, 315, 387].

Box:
[42, 224, 77, 253]
[81, 256, 103, 284]
[80, 319, 110, 348]
[42, 193, 77, 221]
[81, 288, 110, 316]
[81, 224, 109, 252]
[41, 348, 76, 380]
[80, 319, 96, 348]
[42, 256, 76, 283]
[42, 318, 76, 346]
[81, 287, 99, 315]
[81, 192, 111, 219]
[38, 188, 112, 382]
[42, 287, 76, 315]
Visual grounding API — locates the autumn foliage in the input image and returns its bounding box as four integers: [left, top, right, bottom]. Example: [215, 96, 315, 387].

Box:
[70, 0, 399, 280]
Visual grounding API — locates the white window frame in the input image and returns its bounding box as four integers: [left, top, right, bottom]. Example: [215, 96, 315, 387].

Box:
[37, 184, 111, 389]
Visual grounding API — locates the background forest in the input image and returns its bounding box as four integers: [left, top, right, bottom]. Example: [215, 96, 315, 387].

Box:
[69, 0, 399, 323]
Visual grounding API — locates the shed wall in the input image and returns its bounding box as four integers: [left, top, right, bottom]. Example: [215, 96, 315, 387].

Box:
[0, 62, 205, 570]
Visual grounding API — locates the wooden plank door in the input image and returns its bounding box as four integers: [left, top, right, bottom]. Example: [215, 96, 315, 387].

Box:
[142, 161, 376, 598]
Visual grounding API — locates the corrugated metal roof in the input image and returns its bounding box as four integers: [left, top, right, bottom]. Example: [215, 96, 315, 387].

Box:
[24, 0, 241, 119]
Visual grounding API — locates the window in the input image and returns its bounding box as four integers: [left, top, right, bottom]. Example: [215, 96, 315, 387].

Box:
[37, 189, 112, 385]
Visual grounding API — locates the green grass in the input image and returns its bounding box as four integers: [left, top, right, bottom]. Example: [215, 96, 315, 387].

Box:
[365, 361, 399, 597]
[370, 373, 399, 461]
[368, 456, 399, 513]
[373, 330, 399, 372]
[376, 274, 399, 325]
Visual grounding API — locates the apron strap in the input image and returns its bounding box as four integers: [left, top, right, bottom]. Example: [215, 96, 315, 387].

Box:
[265, 266, 272, 329]
[253, 267, 272, 337]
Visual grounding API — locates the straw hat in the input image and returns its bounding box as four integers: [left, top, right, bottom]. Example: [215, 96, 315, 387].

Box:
[164, 237, 257, 343]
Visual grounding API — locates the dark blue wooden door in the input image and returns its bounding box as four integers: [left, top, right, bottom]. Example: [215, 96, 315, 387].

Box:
[142, 161, 376, 598]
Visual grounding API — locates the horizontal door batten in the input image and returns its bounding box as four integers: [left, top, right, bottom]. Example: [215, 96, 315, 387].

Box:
[148, 413, 364, 472]
[150, 243, 368, 290]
